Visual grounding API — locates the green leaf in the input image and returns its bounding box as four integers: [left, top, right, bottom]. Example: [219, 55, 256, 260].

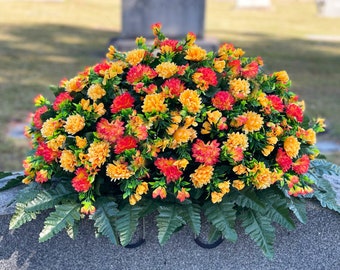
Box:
[65, 222, 79, 240]
[0, 172, 24, 191]
[231, 189, 265, 211]
[240, 209, 275, 259]
[26, 183, 77, 212]
[156, 205, 186, 245]
[178, 202, 201, 236]
[259, 189, 295, 230]
[116, 203, 143, 246]
[39, 203, 81, 242]
[207, 225, 223, 244]
[288, 197, 307, 224]
[203, 200, 237, 243]
[307, 159, 340, 213]
[90, 197, 119, 245]
[9, 202, 38, 230]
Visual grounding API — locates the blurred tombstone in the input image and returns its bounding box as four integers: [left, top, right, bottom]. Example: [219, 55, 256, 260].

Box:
[316, 0, 340, 17]
[112, 0, 219, 51]
[235, 0, 271, 9]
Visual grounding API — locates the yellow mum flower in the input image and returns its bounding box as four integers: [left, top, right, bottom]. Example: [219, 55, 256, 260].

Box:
[207, 110, 222, 125]
[261, 144, 275, 157]
[47, 135, 66, 151]
[211, 191, 224, 204]
[284, 136, 300, 158]
[232, 180, 245, 190]
[105, 45, 116, 60]
[232, 48, 245, 58]
[173, 158, 189, 170]
[171, 126, 197, 148]
[60, 150, 77, 172]
[129, 194, 142, 205]
[242, 111, 264, 134]
[233, 164, 247, 175]
[179, 89, 202, 114]
[64, 114, 85, 135]
[80, 99, 91, 111]
[251, 162, 272, 189]
[229, 78, 250, 100]
[125, 49, 145, 66]
[213, 58, 226, 73]
[225, 132, 249, 151]
[93, 102, 106, 116]
[171, 111, 182, 124]
[87, 84, 106, 101]
[266, 136, 278, 145]
[274, 70, 289, 84]
[218, 181, 230, 194]
[142, 93, 168, 113]
[103, 61, 126, 85]
[190, 164, 214, 188]
[41, 118, 63, 138]
[106, 162, 134, 181]
[184, 45, 207, 61]
[75, 136, 87, 149]
[87, 141, 110, 168]
[136, 182, 149, 195]
[201, 121, 211, 135]
[155, 62, 178, 79]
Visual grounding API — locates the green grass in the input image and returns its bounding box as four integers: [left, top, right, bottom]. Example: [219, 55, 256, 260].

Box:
[0, 0, 339, 170]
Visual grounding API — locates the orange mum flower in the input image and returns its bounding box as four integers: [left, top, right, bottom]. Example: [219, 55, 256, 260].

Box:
[87, 84, 106, 101]
[125, 49, 145, 66]
[251, 162, 273, 190]
[190, 164, 214, 188]
[106, 162, 134, 181]
[213, 58, 226, 73]
[41, 118, 63, 138]
[155, 157, 183, 183]
[284, 136, 300, 158]
[35, 169, 49, 184]
[65, 76, 85, 93]
[232, 180, 245, 190]
[184, 45, 207, 61]
[152, 186, 167, 199]
[72, 167, 91, 192]
[64, 114, 85, 135]
[225, 132, 249, 151]
[110, 92, 135, 114]
[171, 126, 197, 148]
[155, 62, 178, 79]
[229, 78, 250, 100]
[60, 150, 77, 172]
[75, 136, 87, 149]
[142, 93, 168, 113]
[177, 188, 190, 202]
[192, 139, 220, 165]
[242, 111, 264, 134]
[241, 61, 259, 79]
[274, 70, 289, 84]
[87, 141, 110, 168]
[292, 154, 310, 174]
[179, 89, 202, 114]
[47, 135, 66, 151]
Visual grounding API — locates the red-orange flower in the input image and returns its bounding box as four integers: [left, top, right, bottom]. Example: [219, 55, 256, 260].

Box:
[35, 169, 49, 183]
[267, 95, 284, 112]
[192, 139, 220, 165]
[192, 67, 217, 91]
[72, 167, 91, 192]
[96, 118, 125, 143]
[161, 78, 186, 97]
[152, 186, 167, 199]
[176, 188, 190, 202]
[276, 148, 292, 172]
[110, 92, 135, 113]
[151, 22, 162, 36]
[114, 136, 138, 154]
[286, 103, 304, 123]
[36, 142, 60, 163]
[32, 106, 48, 129]
[155, 157, 183, 183]
[126, 64, 157, 84]
[93, 61, 110, 75]
[212, 91, 235, 111]
[227, 59, 241, 76]
[53, 92, 73, 111]
[241, 61, 259, 79]
[292, 154, 310, 174]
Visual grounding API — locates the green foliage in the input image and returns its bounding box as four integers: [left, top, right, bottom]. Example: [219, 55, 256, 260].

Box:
[288, 197, 307, 224]
[39, 203, 81, 243]
[307, 159, 340, 213]
[90, 197, 119, 245]
[156, 204, 186, 245]
[178, 202, 201, 236]
[9, 202, 38, 230]
[203, 200, 237, 243]
[240, 209, 275, 259]
[0, 172, 24, 191]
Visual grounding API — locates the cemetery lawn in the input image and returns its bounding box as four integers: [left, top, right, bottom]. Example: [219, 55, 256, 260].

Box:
[0, 0, 339, 170]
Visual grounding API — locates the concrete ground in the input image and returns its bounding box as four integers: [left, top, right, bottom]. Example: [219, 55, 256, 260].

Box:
[0, 199, 339, 270]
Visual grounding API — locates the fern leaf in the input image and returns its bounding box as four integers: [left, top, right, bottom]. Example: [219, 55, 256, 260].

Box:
[231, 189, 265, 211]
[65, 222, 79, 240]
[207, 225, 223, 244]
[178, 202, 201, 236]
[39, 203, 81, 242]
[156, 205, 186, 245]
[203, 200, 237, 243]
[0, 172, 24, 191]
[259, 189, 295, 230]
[9, 202, 38, 230]
[90, 197, 119, 245]
[26, 183, 77, 212]
[288, 197, 307, 224]
[307, 159, 340, 213]
[116, 203, 143, 246]
[240, 209, 275, 259]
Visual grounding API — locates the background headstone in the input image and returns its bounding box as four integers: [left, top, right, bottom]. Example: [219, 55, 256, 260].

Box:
[316, 0, 340, 17]
[235, 0, 271, 9]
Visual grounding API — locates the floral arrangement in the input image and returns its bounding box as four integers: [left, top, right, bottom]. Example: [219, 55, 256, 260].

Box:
[3, 23, 340, 258]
